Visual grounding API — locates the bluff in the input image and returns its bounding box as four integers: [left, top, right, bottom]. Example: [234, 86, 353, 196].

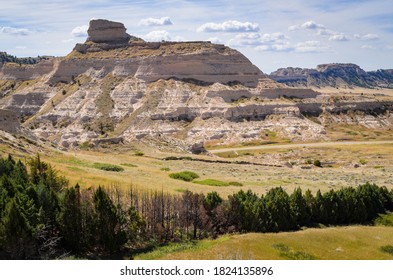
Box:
[1, 19, 393, 152]
[48, 19, 264, 87]
[270, 63, 393, 88]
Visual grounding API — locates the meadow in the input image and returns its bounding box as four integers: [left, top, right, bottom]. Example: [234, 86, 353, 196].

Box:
[134, 226, 393, 260]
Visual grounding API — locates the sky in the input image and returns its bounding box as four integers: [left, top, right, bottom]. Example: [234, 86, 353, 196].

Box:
[0, 0, 392, 73]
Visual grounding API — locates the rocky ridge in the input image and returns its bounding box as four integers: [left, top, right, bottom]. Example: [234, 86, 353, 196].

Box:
[1, 19, 393, 152]
[270, 63, 393, 88]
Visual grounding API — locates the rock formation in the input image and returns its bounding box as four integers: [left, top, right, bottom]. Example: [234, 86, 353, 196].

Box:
[1, 19, 393, 151]
[270, 63, 393, 88]
[87, 19, 131, 44]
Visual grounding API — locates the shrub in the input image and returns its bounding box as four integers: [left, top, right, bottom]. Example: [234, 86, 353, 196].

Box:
[313, 159, 322, 167]
[169, 171, 199, 182]
[93, 163, 124, 172]
[134, 151, 144, 156]
[359, 159, 368, 165]
[160, 167, 170, 171]
[374, 213, 393, 226]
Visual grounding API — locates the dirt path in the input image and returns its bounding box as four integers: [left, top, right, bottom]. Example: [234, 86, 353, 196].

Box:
[208, 140, 393, 153]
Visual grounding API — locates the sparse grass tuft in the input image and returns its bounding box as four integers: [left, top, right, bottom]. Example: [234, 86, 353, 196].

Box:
[93, 162, 124, 172]
[272, 243, 317, 260]
[160, 167, 170, 171]
[359, 159, 368, 165]
[228, 181, 243, 186]
[169, 171, 199, 182]
[380, 245, 393, 256]
[194, 179, 229, 186]
[135, 151, 144, 156]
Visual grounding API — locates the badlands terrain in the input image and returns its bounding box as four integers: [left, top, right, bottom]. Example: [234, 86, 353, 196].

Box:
[1, 19, 393, 196]
[1, 19, 393, 260]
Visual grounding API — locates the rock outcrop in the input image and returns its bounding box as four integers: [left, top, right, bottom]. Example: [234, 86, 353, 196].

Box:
[50, 19, 264, 87]
[1, 19, 393, 151]
[87, 19, 131, 44]
[270, 63, 393, 88]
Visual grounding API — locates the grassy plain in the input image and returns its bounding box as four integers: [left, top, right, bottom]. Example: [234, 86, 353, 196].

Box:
[1, 138, 393, 197]
[134, 226, 393, 260]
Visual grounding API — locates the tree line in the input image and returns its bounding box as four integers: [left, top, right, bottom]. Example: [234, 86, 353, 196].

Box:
[1, 154, 392, 259]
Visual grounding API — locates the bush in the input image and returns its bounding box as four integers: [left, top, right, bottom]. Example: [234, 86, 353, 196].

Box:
[134, 151, 144, 156]
[169, 171, 199, 182]
[313, 159, 322, 167]
[160, 167, 170, 171]
[359, 159, 368, 165]
[93, 163, 124, 172]
[374, 213, 393, 226]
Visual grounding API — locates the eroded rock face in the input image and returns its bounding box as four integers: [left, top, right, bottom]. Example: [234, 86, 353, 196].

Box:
[0, 109, 20, 133]
[87, 19, 131, 44]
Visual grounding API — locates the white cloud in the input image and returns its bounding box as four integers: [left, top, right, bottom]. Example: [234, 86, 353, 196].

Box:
[255, 43, 293, 52]
[260, 32, 287, 43]
[295, 41, 330, 53]
[317, 29, 336, 36]
[288, 25, 300, 31]
[228, 32, 288, 48]
[301, 21, 326, 30]
[197, 20, 259, 33]
[236, 33, 261, 40]
[0, 26, 29, 36]
[71, 25, 88, 37]
[144, 30, 171, 41]
[16, 46, 27, 49]
[289, 20, 326, 32]
[361, 33, 379, 41]
[329, 34, 349, 41]
[139, 17, 173, 26]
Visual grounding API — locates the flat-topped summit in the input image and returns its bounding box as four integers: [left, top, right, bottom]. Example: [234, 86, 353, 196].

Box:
[55, 19, 264, 87]
[87, 19, 131, 44]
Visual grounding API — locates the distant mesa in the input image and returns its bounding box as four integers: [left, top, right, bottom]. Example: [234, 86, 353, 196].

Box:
[87, 19, 131, 44]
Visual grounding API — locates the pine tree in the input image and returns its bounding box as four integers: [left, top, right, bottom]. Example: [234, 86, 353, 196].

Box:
[58, 184, 82, 252]
[93, 186, 126, 254]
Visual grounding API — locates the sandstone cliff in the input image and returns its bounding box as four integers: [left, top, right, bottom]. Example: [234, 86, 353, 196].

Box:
[1, 19, 393, 152]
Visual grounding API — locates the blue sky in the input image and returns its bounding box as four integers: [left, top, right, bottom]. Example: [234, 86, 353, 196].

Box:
[0, 0, 392, 73]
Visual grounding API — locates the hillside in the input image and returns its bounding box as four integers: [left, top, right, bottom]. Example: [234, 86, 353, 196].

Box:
[1, 19, 393, 153]
[269, 63, 393, 89]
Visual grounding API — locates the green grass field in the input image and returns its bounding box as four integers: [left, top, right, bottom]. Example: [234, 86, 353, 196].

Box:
[134, 226, 393, 260]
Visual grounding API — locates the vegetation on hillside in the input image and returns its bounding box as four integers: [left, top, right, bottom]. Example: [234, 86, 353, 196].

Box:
[0, 52, 50, 65]
[0, 154, 392, 259]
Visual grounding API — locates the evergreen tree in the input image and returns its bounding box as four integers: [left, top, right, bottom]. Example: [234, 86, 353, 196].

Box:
[93, 186, 127, 253]
[58, 184, 82, 252]
[290, 188, 311, 227]
[265, 187, 296, 232]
